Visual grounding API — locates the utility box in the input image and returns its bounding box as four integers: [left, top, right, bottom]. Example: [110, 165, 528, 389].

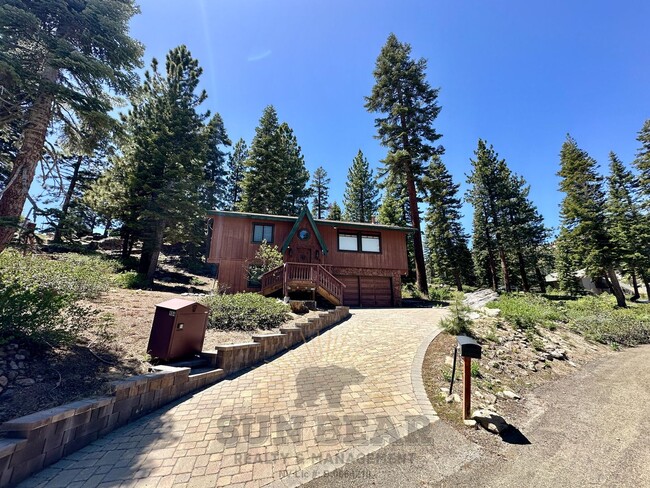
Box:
[457, 335, 482, 359]
[147, 299, 209, 361]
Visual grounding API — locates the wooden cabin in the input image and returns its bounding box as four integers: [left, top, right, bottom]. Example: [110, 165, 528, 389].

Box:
[206, 207, 414, 307]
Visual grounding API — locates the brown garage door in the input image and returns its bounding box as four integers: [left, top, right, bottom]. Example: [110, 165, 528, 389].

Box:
[360, 277, 392, 307]
[339, 276, 360, 306]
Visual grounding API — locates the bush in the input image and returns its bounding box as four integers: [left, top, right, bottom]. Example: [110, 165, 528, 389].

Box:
[488, 293, 564, 329]
[440, 293, 473, 336]
[428, 285, 453, 303]
[0, 250, 111, 345]
[113, 271, 149, 289]
[201, 293, 290, 331]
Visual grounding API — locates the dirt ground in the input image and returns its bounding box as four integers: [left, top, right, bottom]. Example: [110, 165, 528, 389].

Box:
[0, 286, 315, 424]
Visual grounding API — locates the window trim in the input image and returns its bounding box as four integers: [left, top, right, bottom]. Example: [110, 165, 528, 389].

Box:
[337, 231, 382, 254]
[251, 223, 275, 244]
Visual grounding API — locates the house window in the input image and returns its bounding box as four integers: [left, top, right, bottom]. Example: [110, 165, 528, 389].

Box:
[361, 235, 380, 253]
[252, 224, 274, 243]
[338, 232, 381, 253]
[338, 233, 359, 251]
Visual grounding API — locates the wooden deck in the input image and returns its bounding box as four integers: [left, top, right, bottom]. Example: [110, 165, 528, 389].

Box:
[260, 263, 346, 305]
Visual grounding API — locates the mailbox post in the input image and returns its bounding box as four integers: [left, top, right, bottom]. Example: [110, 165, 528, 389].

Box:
[456, 335, 482, 420]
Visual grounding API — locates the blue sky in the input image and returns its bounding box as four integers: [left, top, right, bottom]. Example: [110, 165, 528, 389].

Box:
[125, 0, 649, 233]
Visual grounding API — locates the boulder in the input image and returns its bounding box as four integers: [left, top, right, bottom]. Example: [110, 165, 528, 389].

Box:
[500, 390, 521, 400]
[15, 378, 35, 387]
[472, 409, 509, 434]
[446, 393, 461, 403]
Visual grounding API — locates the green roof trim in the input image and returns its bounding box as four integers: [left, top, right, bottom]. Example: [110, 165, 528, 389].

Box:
[207, 210, 416, 233]
[281, 206, 328, 255]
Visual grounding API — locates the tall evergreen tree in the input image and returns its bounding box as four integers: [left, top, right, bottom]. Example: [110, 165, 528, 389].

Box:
[634, 119, 650, 202]
[327, 201, 342, 221]
[202, 113, 231, 211]
[606, 152, 649, 300]
[108, 46, 212, 283]
[225, 139, 248, 211]
[310, 166, 330, 219]
[377, 193, 407, 227]
[466, 140, 513, 292]
[239, 106, 282, 213]
[239, 107, 309, 215]
[343, 150, 378, 222]
[278, 122, 310, 215]
[471, 200, 499, 290]
[365, 33, 443, 293]
[0, 0, 143, 251]
[556, 135, 626, 306]
[423, 156, 472, 290]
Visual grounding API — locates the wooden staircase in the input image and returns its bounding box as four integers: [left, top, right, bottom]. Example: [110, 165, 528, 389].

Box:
[260, 263, 346, 306]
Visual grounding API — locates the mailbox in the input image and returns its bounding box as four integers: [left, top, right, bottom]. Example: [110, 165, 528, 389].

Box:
[147, 299, 209, 361]
[457, 335, 482, 359]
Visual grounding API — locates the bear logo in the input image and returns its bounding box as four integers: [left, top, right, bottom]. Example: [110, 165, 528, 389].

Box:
[295, 366, 365, 408]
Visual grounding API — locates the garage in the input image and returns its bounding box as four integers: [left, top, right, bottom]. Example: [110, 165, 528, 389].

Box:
[360, 276, 393, 307]
[339, 276, 360, 306]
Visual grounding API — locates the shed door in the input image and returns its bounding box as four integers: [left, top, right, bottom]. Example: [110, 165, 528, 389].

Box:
[360, 277, 392, 307]
[339, 276, 360, 307]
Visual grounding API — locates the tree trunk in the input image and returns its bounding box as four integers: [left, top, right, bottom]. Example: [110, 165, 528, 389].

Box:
[121, 227, 130, 260]
[453, 267, 463, 292]
[0, 75, 56, 251]
[53, 155, 84, 243]
[405, 173, 428, 294]
[535, 265, 547, 294]
[640, 271, 650, 301]
[498, 246, 511, 292]
[138, 221, 165, 285]
[517, 252, 530, 292]
[606, 267, 626, 307]
[630, 269, 640, 302]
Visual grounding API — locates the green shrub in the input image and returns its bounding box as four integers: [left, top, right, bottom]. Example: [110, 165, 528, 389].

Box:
[201, 293, 290, 331]
[440, 293, 473, 336]
[428, 285, 453, 303]
[489, 293, 564, 329]
[113, 271, 149, 289]
[0, 250, 109, 345]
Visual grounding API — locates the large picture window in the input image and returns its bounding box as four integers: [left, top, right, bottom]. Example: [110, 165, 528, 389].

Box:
[337, 232, 381, 253]
[252, 223, 274, 243]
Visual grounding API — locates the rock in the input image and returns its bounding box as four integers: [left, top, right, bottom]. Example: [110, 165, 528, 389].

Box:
[501, 390, 521, 400]
[446, 393, 461, 403]
[467, 312, 481, 320]
[445, 355, 455, 367]
[480, 307, 501, 317]
[488, 360, 501, 370]
[14, 354, 25, 360]
[463, 419, 477, 427]
[440, 387, 450, 394]
[568, 361, 578, 368]
[0, 376, 7, 387]
[15, 378, 35, 387]
[550, 349, 567, 360]
[9, 361, 18, 370]
[7, 371, 17, 380]
[472, 409, 509, 434]
[484, 393, 497, 404]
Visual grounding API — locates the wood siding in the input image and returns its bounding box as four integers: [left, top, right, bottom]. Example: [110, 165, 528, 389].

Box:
[208, 214, 409, 302]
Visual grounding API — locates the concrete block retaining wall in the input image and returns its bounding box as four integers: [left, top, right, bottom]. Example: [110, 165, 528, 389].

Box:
[0, 306, 349, 487]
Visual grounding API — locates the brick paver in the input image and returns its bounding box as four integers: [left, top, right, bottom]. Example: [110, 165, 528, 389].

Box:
[20, 308, 445, 488]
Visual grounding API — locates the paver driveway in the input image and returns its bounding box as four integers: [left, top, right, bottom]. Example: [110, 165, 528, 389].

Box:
[21, 308, 445, 488]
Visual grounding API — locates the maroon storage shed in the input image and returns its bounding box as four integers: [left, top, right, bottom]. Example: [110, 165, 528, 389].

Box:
[147, 299, 209, 361]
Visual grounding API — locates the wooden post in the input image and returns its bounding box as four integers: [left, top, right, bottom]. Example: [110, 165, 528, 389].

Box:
[463, 356, 472, 420]
[282, 263, 288, 299]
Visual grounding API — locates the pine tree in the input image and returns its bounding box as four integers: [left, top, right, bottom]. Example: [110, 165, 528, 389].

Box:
[202, 113, 231, 211]
[377, 193, 407, 227]
[423, 156, 472, 291]
[239, 106, 282, 213]
[239, 107, 309, 215]
[365, 33, 443, 294]
[606, 152, 649, 300]
[225, 139, 248, 211]
[634, 119, 650, 202]
[111, 46, 211, 283]
[0, 0, 143, 251]
[471, 201, 499, 290]
[556, 135, 626, 306]
[328, 201, 342, 220]
[466, 140, 513, 292]
[278, 122, 310, 215]
[343, 150, 378, 222]
[310, 166, 330, 219]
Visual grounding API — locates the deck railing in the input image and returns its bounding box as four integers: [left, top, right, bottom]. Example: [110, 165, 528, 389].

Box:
[259, 262, 346, 305]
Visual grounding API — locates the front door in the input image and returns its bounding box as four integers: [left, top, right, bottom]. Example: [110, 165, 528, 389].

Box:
[296, 247, 311, 263]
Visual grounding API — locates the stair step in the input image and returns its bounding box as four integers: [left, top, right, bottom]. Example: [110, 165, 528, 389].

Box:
[167, 358, 208, 369]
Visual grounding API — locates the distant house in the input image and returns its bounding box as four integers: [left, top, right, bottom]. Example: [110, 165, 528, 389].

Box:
[206, 207, 414, 306]
[545, 270, 609, 294]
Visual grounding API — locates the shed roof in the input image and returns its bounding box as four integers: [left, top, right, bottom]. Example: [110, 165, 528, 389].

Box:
[155, 298, 207, 311]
